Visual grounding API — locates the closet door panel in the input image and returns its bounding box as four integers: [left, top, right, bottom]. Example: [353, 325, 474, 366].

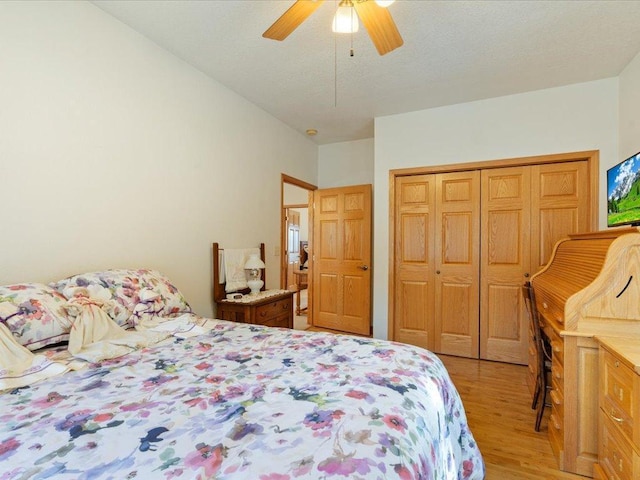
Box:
[531, 161, 590, 271]
[481, 167, 531, 364]
[393, 175, 435, 350]
[435, 171, 480, 358]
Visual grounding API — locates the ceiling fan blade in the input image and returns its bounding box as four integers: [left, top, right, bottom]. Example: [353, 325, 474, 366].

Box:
[353, 0, 403, 55]
[263, 0, 325, 41]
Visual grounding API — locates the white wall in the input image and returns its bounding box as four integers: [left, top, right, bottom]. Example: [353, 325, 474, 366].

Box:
[373, 79, 619, 339]
[318, 138, 374, 188]
[619, 51, 640, 158]
[0, 1, 317, 317]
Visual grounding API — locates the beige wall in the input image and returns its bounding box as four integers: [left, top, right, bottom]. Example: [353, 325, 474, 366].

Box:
[619, 50, 640, 158]
[318, 138, 374, 188]
[372, 79, 619, 339]
[0, 2, 317, 317]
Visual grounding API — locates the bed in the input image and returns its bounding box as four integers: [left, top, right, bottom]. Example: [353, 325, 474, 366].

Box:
[0, 269, 484, 479]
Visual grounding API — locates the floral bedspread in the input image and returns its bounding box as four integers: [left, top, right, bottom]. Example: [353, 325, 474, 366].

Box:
[0, 317, 484, 479]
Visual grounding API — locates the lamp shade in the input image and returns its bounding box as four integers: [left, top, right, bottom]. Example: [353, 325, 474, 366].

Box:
[244, 253, 265, 270]
[332, 4, 359, 33]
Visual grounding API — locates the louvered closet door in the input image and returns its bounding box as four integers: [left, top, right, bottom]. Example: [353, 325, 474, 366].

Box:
[434, 171, 480, 358]
[393, 175, 436, 350]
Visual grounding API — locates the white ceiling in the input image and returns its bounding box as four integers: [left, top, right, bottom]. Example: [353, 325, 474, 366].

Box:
[92, 0, 640, 145]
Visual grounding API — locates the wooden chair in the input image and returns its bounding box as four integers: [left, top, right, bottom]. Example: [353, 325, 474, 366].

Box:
[522, 281, 552, 432]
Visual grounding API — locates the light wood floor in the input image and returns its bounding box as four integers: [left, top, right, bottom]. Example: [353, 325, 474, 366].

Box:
[439, 354, 586, 480]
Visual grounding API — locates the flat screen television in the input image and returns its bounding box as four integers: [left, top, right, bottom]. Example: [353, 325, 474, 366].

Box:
[607, 150, 640, 227]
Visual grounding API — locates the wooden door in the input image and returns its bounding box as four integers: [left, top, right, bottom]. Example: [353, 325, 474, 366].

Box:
[392, 175, 436, 350]
[480, 166, 531, 364]
[530, 161, 591, 271]
[434, 171, 480, 358]
[480, 160, 591, 364]
[312, 184, 372, 335]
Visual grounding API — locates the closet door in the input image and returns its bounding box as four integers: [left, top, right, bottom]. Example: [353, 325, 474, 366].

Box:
[391, 158, 593, 364]
[531, 161, 591, 271]
[392, 175, 436, 350]
[480, 166, 531, 364]
[434, 171, 480, 358]
[480, 161, 591, 364]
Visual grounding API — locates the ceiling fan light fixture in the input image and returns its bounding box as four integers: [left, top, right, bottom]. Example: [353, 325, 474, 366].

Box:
[332, 2, 359, 33]
[375, 0, 395, 7]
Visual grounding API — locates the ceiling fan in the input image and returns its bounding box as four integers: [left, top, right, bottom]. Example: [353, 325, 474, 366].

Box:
[263, 0, 403, 56]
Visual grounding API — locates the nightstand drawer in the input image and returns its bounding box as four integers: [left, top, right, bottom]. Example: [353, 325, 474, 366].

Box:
[215, 291, 294, 329]
[260, 313, 292, 329]
[255, 298, 292, 321]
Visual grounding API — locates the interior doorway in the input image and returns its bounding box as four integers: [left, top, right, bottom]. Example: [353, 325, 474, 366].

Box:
[281, 174, 316, 330]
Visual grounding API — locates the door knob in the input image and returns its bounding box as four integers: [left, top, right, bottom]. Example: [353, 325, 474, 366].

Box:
[358, 265, 369, 271]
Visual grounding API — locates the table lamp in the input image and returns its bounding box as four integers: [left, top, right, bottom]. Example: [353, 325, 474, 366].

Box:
[245, 253, 266, 295]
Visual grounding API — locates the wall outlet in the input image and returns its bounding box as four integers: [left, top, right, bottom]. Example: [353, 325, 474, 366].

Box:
[273, 246, 280, 256]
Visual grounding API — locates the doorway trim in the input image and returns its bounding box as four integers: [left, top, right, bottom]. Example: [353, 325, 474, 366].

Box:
[387, 149, 600, 341]
[280, 173, 318, 321]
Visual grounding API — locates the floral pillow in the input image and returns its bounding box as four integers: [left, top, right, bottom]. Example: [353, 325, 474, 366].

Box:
[0, 283, 70, 350]
[51, 269, 192, 327]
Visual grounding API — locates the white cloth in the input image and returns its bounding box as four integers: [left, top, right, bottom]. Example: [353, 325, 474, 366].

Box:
[223, 248, 260, 292]
[149, 314, 210, 338]
[0, 322, 69, 392]
[64, 296, 170, 363]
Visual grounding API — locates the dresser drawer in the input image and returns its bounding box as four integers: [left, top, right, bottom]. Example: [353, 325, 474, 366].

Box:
[602, 350, 635, 427]
[550, 386, 564, 421]
[259, 313, 292, 329]
[599, 410, 639, 480]
[551, 363, 564, 385]
[549, 336, 564, 366]
[255, 298, 292, 321]
[536, 292, 564, 327]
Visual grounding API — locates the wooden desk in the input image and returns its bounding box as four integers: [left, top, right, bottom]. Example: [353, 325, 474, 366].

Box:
[531, 228, 640, 477]
[293, 270, 308, 315]
[216, 290, 293, 329]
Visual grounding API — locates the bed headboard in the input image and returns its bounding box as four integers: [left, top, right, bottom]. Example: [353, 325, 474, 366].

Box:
[212, 242, 266, 302]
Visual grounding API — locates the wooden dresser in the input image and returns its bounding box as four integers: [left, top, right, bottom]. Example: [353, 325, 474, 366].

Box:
[216, 290, 294, 329]
[594, 337, 640, 480]
[212, 242, 294, 329]
[531, 227, 640, 477]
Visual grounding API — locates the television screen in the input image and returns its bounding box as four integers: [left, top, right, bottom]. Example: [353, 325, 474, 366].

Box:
[607, 151, 640, 227]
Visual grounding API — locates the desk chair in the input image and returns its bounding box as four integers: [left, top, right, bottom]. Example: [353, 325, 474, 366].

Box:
[523, 281, 553, 432]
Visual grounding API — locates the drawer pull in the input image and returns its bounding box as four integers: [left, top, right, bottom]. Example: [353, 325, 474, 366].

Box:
[614, 360, 620, 368]
[549, 413, 561, 430]
[609, 409, 624, 424]
[613, 384, 625, 402]
[612, 451, 623, 473]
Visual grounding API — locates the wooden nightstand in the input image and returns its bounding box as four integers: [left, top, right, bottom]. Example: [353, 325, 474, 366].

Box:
[216, 290, 294, 329]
